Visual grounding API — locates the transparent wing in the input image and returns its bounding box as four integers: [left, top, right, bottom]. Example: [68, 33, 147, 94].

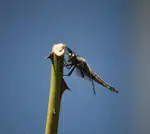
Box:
[64, 47, 70, 62]
[75, 67, 96, 95]
[75, 67, 84, 78]
[75, 67, 92, 80]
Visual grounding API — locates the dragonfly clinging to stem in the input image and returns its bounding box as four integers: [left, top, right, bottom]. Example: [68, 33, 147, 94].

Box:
[63, 47, 119, 95]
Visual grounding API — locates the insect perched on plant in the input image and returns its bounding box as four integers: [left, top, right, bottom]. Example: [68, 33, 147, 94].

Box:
[63, 47, 119, 95]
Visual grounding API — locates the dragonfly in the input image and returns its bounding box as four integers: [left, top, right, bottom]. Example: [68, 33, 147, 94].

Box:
[63, 47, 119, 95]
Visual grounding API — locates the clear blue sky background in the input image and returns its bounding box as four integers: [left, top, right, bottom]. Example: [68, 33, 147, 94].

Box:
[0, 0, 137, 134]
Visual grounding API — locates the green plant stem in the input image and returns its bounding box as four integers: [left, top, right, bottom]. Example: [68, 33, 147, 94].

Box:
[45, 54, 64, 134]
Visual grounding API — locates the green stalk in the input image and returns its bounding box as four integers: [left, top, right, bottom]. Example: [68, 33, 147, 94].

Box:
[45, 53, 64, 134]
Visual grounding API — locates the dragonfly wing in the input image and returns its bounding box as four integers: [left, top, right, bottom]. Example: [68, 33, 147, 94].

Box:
[75, 67, 91, 80]
[75, 67, 85, 78]
[64, 48, 70, 62]
[76, 68, 96, 94]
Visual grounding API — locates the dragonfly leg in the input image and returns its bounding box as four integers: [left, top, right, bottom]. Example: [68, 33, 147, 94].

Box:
[80, 70, 85, 78]
[64, 63, 71, 69]
[64, 61, 73, 69]
[66, 47, 73, 53]
[67, 64, 73, 69]
[92, 80, 96, 95]
[64, 60, 69, 65]
[89, 71, 96, 95]
[63, 66, 76, 76]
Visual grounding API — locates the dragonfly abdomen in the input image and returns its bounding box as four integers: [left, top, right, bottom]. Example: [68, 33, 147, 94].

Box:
[91, 71, 119, 93]
[90, 70, 110, 89]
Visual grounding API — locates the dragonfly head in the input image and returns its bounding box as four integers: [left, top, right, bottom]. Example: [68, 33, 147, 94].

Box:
[68, 52, 77, 62]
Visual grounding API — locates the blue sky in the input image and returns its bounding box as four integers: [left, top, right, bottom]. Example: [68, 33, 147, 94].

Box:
[0, 0, 137, 134]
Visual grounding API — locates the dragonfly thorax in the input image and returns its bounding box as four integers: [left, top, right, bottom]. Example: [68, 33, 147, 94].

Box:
[77, 56, 86, 63]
